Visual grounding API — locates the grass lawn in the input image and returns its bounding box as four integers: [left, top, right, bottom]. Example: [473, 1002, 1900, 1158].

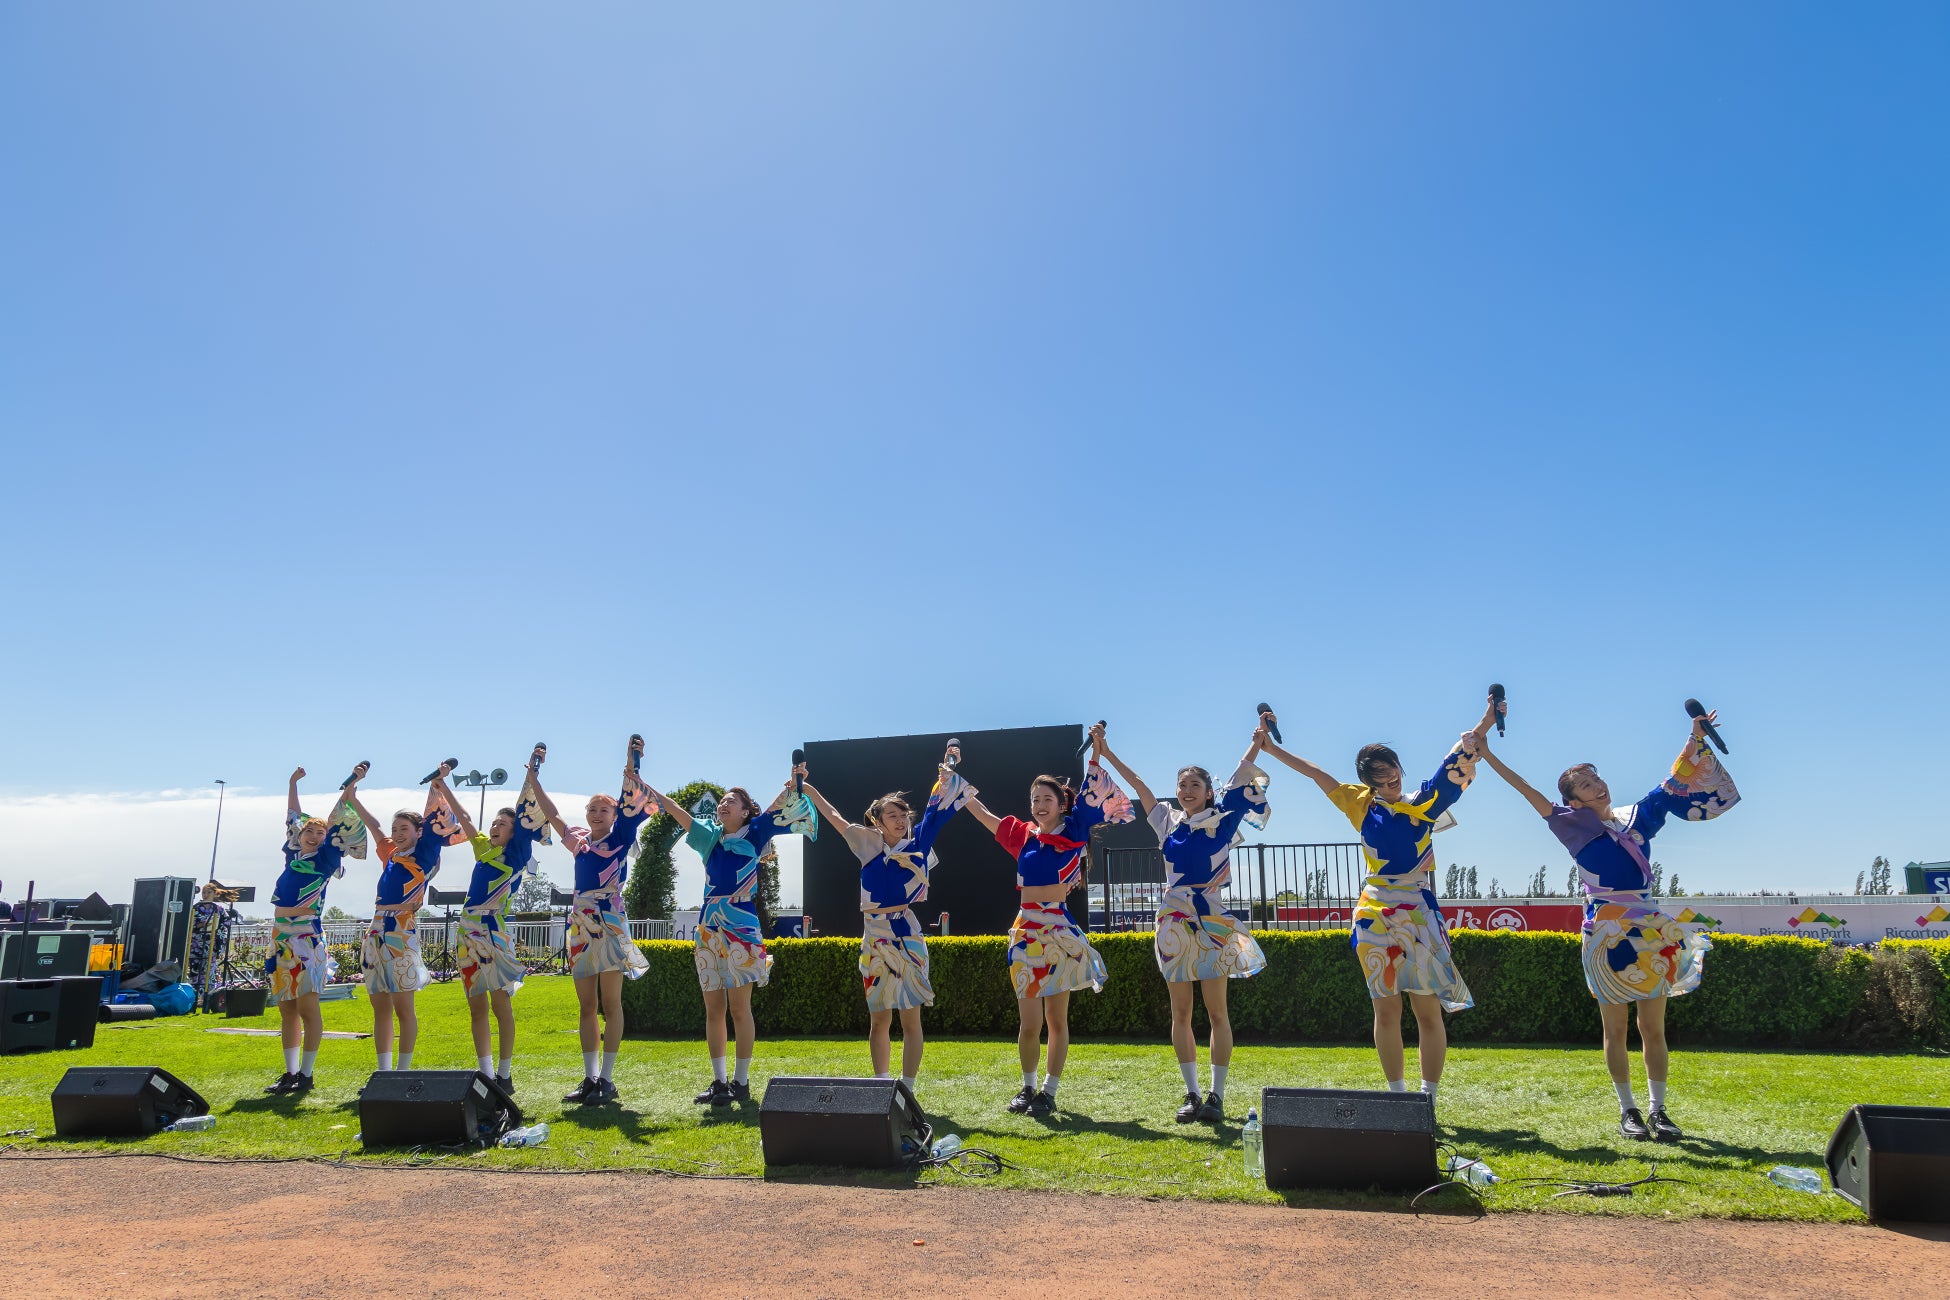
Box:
[3, 974, 1942, 1222]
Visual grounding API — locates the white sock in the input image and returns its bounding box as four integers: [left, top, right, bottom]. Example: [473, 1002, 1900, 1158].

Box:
[734, 1057, 750, 1085]
[1022, 1069, 1038, 1091]
[901, 1075, 917, 1094]
[1043, 1074, 1060, 1097]
[478, 1055, 493, 1075]
[284, 1046, 300, 1073]
[1420, 1079, 1438, 1100]
[377, 1052, 394, 1071]
[712, 1056, 728, 1084]
[1615, 1078, 1638, 1111]
[496, 1054, 512, 1078]
[874, 1071, 892, 1080]
[1648, 1078, 1667, 1110]
[584, 1051, 599, 1079]
[299, 1049, 317, 1077]
[1211, 1064, 1229, 1099]
[398, 1052, 412, 1070]
[1179, 1061, 1199, 1094]
[600, 1051, 617, 1081]
[1385, 1077, 1407, 1092]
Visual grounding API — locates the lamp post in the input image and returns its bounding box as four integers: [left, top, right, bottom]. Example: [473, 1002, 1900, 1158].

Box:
[206, 779, 227, 882]
[452, 767, 510, 823]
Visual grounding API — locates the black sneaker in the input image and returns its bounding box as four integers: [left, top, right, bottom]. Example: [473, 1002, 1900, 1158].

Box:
[264, 1072, 296, 1094]
[1620, 1107, 1652, 1141]
[1006, 1085, 1037, 1114]
[1174, 1091, 1204, 1123]
[707, 1080, 734, 1107]
[695, 1080, 728, 1104]
[562, 1077, 600, 1105]
[727, 1080, 751, 1103]
[591, 1078, 619, 1105]
[1647, 1107, 1682, 1143]
[1198, 1091, 1225, 1124]
[495, 1073, 515, 1095]
[286, 1073, 314, 1095]
[1027, 1090, 1056, 1118]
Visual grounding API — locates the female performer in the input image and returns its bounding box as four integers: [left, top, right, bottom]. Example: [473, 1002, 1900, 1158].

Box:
[263, 764, 368, 1095]
[800, 742, 973, 1097]
[645, 763, 816, 1106]
[1260, 697, 1499, 1101]
[963, 722, 1133, 1118]
[535, 737, 654, 1106]
[445, 745, 550, 1092]
[1477, 710, 1738, 1142]
[346, 765, 464, 1072]
[188, 881, 239, 1011]
[1095, 721, 1271, 1124]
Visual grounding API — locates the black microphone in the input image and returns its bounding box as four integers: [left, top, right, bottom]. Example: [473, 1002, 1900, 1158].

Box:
[1685, 699, 1729, 755]
[791, 747, 806, 793]
[943, 737, 961, 770]
[1256, 702, 1282, 745]
[628, 734, 644, 773]
[531, 742, 547, 769]
[1489, 683, 1506, 737]
[1077, 720, 1105, 761]
[340, 761, 369, 790]
[419, 757, 459, 785]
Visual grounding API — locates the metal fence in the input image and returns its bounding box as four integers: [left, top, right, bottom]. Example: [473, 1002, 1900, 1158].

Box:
[223, 915, 675, 985]
[1087, 842, 1367, 932]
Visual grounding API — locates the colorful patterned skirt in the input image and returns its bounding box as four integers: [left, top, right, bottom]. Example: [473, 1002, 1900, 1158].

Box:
[695, 896, 772, 992]
[265, 912, 335, 1004]
[458, 908, 527, 1000]
[1155, 885, 1266, 983]
[569, 888, 649, 981]
[362, 906, 432, 995]
[1351, 875, 1472, 1012]
[1008, 900, 1107, 1001]
[1581, 893, 1711, 1004]
[861, 908, 931, 1011]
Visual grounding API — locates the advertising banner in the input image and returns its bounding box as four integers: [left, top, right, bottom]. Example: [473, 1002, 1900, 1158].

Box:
[1275, 898, 1950, 941]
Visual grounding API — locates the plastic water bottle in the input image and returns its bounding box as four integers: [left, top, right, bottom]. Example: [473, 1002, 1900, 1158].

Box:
[499, 1122, 550, 1149]
[1768, 1165, 1824, 1193]
[1242, 1108, 1263, 1179]
[165, 1114, 215, 1132]
[1446, 1154, 1499, 1185]
[930, 1132, 964, 1160]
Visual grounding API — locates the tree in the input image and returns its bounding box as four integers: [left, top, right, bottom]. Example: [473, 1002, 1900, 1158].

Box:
[1272, 889, 1301, 906]
[1465, 866, 1479, 898]
[323, 905, 353, 923]
[755, 844, 782, 935]
[512, 865, 556, 914]
[1855, 870, 1866, 895]
[1487, 877, 1502, 899]
[1649, 861, 1664, 896]
[1441, 865, 1459, 897]
[1667, 874, 1687, 897]
[624, 779, 723, 921]
[1527, 865, 1549, 897]
[1566, 865, 1578, 896]
[1867, 856, 1892, 895]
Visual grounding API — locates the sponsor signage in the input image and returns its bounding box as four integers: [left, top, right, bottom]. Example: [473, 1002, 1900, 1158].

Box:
[1272, 898, 1950, 941]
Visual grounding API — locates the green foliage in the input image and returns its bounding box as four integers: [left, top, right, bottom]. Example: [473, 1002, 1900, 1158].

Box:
[621, 930, 1950, 1048]
[624, 779, 721, 920]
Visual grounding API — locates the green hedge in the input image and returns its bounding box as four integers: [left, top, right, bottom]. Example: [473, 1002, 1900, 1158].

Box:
[619, 931, 1950, 1048]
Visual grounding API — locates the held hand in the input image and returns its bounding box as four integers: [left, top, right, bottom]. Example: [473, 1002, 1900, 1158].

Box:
[1088, 720, 1107, 756]
[346, 761, 369, 788]
[1251, 722, 1271, 753]
[1476, 695, 1501, 739]
[291, 767, 307, 784]
[1691, 708, 1719, 741]
[529, 744, 546, 773]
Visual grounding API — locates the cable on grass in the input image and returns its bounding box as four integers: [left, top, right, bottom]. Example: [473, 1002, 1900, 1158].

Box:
[1513, 1163, 1690, 1200]
[1406, 1140, 1488, 1218]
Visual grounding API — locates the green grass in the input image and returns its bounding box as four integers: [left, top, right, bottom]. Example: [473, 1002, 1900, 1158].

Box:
[5, 975, 1943, 1221]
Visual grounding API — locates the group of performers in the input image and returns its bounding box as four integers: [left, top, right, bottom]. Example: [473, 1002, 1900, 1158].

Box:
[260, 694, 1737, 1143]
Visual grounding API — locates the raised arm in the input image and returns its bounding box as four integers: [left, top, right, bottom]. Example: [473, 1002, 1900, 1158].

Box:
[798, 782, 856, 837]
[1478, 739, 1554, 819]
[435, 777, 477, 840]
[962, 792, 1002, 835]
[288, 767, 306, 817]
[1241, 720, 1270, 773]
[1258, 739, 1340, 797]
[345, 789, 386, 838]
[1093, 735, 1155, 814]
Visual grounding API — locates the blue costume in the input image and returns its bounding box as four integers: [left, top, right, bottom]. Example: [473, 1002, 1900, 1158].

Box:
[993, 762, 1132, 999]
[265, 802, 365, 1004]
[564, 771, 654, 980]
[362, 790, 463, 995]
[457, 782, 550, 999]
[846, 768, 973, 1012]
[687, 790, 817, 992]
[1149, 760, 1270, 983]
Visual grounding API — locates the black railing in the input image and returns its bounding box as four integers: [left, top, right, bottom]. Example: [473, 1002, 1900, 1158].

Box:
[1085, 841, 1368, 932]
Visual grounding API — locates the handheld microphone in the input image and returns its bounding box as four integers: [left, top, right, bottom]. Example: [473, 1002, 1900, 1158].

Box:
[1256, 702, 1282, 745]
[419, 758, 459, 785]
[628, 734, 644, 773]
[531, 743, 547, 769]
[1684, 699, 1728, 755]
[1489, 683, 1506, 737]
[944, 737, 961, 770]
[340, 761, 369, 790]
[1077, 720, 1105, 761]
[791, 747, 806, 793]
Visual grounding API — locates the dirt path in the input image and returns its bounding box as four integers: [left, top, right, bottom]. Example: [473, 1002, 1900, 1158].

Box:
[4, 1155, 1944, 1297]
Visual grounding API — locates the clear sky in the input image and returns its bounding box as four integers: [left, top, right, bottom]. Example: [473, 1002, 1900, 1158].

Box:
[3, 4, 1945, 907]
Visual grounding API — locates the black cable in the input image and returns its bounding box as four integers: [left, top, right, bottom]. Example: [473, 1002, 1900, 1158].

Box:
[1512, 1162, 1690, 1199]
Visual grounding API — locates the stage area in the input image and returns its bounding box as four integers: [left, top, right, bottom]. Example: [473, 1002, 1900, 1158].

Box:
[1, 975, 1944, 1224]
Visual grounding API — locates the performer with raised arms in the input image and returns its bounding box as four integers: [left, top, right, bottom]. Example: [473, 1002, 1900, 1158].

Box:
[534, 736, 654, 1106]
[800, 740, 975, 1096]
[643, 759, 817, 1106]
[444, 744, 550, 1093]
[1259, 696, 1500, 1101]
[962, 722, 1134, 1117]
[1477, 706, 1738, 1142]
[345, 764, 465, 1072]
[1094, 719, 1272, 1124]
[263, 764, 368, 1095]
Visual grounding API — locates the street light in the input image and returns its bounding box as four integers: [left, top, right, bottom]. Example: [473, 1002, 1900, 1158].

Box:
[452, 767, 510, 823]
[206, 779, 227, 882]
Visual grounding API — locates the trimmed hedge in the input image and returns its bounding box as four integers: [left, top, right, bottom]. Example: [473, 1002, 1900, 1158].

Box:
[620, 931, 1950, 1049]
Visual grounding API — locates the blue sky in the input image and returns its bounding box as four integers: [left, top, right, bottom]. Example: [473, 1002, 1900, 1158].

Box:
[3, 4, 1945, 903]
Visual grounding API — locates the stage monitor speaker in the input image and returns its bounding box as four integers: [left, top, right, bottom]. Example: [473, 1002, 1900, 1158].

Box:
[218, 987, 269, 1018]
[0, 976, 103, 1053]
[130, 877, 197, 971]
[759, 1076, 928, 1169]
[1826, 1104, 1950, 1222]
[1260, 1087, 1437, 1192]
[358, 1070, 521, 1148]
[0, 930, 93, 979]
[52, 1065, 208, 1136]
